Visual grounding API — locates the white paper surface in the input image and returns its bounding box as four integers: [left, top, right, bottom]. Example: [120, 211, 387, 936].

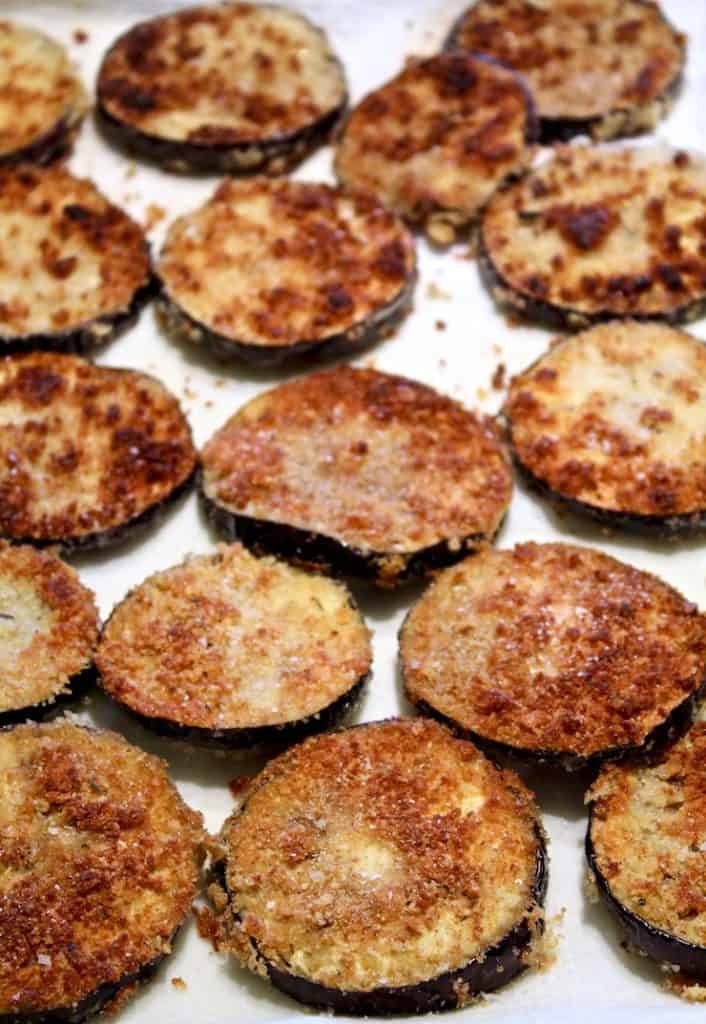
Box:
[7, 1, 706, 1020]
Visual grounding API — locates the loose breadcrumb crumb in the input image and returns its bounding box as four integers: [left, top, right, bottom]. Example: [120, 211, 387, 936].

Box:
[73, 28, 89, 43]
[171, 977, 187, 991]
[435, 320, 447, 331]
[491, 363, 506, 389]
[144, 204, 166, 231]
[426, 281, 451, 300]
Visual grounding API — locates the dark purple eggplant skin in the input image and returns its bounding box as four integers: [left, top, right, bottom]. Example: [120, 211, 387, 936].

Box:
[213, 824, 547, 1014]
[586, 815, 706, 980]
[0, 664, 96, 730]
[0, 114, 79, 169]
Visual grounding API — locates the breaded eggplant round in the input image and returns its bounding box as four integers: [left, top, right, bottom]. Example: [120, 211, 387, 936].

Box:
[480, 145, 706, 328]
[209, 718, 547, 1014]
[96, 3, 347, 174]
[505, 321, 706, 535]
[96, 543, 372, 750]
[587, 716, 706, 983]
[0, 165, 151, 352]
[0, 21, 87, 165]
[0, 542, 98, 727]
[0, 352, 196, 550]
[0, 720, 203, 1021]
[400, 543, 706, 770]
[335, 51, 536, 245]
[199, 366, 512, 587]
[446, 0, 686, 142]
[156, 178, 415, 365]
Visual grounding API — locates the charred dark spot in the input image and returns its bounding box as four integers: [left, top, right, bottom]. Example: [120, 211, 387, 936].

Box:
[547, 203, 618, 251]
[101, 77, 156, 111]
[664, 225, 682, 253]
[435, 54, 477, 95]
[657, 263, 684, 291]
[47, 256, 78, 281]
[327, 285, 354, 311]
[524, 274, 549, 298]
[63, 204, 92, 223]
[674, 151, 690, 169]
[16, 367, 63, 406]
[373, 240, 407, 280]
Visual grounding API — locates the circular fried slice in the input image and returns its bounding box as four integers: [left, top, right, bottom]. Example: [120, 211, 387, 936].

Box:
[199, 366, 512, 587]
[335, 51, 536, 245]
[480, 145, 706, 328]
[97, 543, 372, 750]
[0, 351, 196, 550]
[0, 719, 203, 1021]
[210, 718, 546, 1013]
[0, 542, 98, 726]
[96, 3, 347, 174]
[0, 21, 88, 165]
[446, 0, 685, 142]
[587, 717, 706, 981]
[156, 178, 415, 365]
[506, 321, 706, 534]
[400, 543, 706, 769]
[0, 165, 151, 351]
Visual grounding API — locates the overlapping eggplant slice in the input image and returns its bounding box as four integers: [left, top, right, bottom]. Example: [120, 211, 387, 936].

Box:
[0, 165, 151, 353]
[0, 21, 88, 166]
[480, 145, 706, 328]
[208, 718, 547, 1014]
[505, 320, 706, 535]
[0, 351, 196, 550]
[0, 542, 98, 727]
[335, 51, 536, 245]
[96, 3, 347, 174]
[0, 719, 204, 1022]
[199, 366, 512, 587]
[96, 543, 372, 751]
[587, 716, 706, 985]
[156, 179, 415, 365]
[400, 542, 706, 770]
[446, 0, 686, 143]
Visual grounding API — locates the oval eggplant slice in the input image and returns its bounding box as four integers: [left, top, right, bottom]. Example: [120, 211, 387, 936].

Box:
[0, 165, 151, 352]
[156, 179, 415, 365]
[0, 542, 98, 727]
[209, 717, 547, 1013]
[96, 543, 372, 751]
[96, 4, 347, 175]
[0, 719, 203, 1022]
[335, 51, 536, 245]
[400, 542, 706, 770]
[587, 717, 706, 983]
[0, 21, 88, 166]
[506, 320, 706, 535]
[481, 145, 706, 328]
[445, 0, 685, 143]
[199, 366, 512, 587]
[0, 351, 196, 550]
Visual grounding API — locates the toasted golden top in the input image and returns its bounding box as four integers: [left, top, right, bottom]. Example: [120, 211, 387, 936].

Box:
[157, 178, 414, 349]
[0, 165, 149, 340]
[482, 146, 706, 319]
[401, 543, 706, 758]
[589, 719, 706, 947]
[449, 0, 684, 122]
[335, 51, 534, 227]
[98, 3, 345, 145]
[220, 718, 542, 990]
[0, 21, 86, 159]
[506, 321, 706, 518]
[0, 720, 203, 1016]
[200, 366, 512, 557]
[0, 352, 196, 544]
[0, 542, 98, 714]
[97, 544, 371, 730]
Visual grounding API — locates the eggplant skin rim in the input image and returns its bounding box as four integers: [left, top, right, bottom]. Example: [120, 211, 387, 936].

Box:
[156, 267, 415, 367]
[0, 112, 80, 169]
[586, 814, 706, 980]
[0, 663, 96, 730]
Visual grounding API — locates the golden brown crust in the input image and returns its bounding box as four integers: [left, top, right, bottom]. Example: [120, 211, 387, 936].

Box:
[0, 351, 196, 546]
[449, 0, 685, 130]
[157, 178, 415, 350]
[217, 718, 543, 991]
[589, 721, 706, 947]
[0, 165, 150, 342]
[335, 51, 535, 242]
[0, 541, 98, 715]
[481, 146, 706, 322]
[97, 543, 371, 731]
[401, 543, 706, 759]
[200, 366, 512, 560]
[0, 720, 204, 1016]
[97, 4, 346, 148]
[506, 321, 706, 519]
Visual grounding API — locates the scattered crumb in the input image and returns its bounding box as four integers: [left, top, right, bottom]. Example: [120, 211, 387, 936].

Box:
[426, 281, 451, 301]
[363, 357, 378, 369]
[214, 378, 225, 388]
[438, 357, 447, 369]
[504, 312, 523, 328]
[204, 399, 214, 409]
[171, 977, 187, 991]
[476, 387, 488, 401]
[144, 203, 166, 232]
[124, 162, 137, 180]
[492, 343, 502, 356]
[183, 387, 198, 400]
[491, 363, 506, 390]
[228, 776, 251, 798]
[435, 319, 446, 331]
[72, 27, 89, 43]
